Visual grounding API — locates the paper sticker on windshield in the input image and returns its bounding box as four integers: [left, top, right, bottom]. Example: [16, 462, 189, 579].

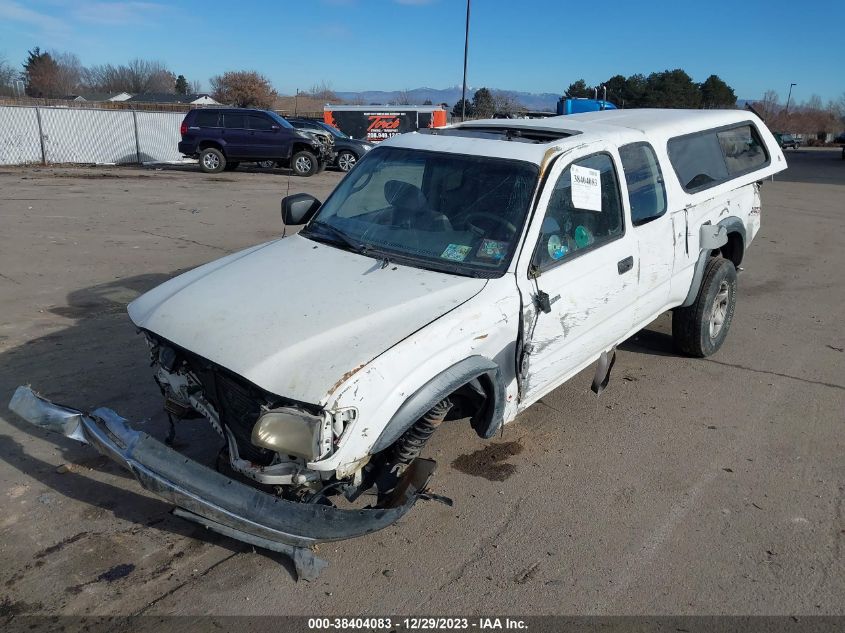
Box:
[476, 239, 507, 261]
[441, 243, 472, 262]
[571, 164, 602, 211]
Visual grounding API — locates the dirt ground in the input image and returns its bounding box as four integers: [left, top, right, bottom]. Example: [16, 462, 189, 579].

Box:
[0, 150, 843, 617]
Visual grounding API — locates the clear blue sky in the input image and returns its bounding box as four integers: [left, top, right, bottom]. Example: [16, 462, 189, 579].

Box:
[1, 0, 843, 104]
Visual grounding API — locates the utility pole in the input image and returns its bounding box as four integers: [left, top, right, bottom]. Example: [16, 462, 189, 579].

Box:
[461, 0, 471, 122]
[785, 83, 796, 114]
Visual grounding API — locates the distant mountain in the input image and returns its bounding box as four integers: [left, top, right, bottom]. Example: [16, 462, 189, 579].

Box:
[334, 86, 561, 111]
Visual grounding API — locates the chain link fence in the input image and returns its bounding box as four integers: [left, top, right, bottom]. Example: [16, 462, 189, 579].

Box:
[0, 105, 188, 166]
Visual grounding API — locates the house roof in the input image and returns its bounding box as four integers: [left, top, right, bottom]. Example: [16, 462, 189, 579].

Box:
[62, 92, 126, 102]
[126, 93, 216, 103]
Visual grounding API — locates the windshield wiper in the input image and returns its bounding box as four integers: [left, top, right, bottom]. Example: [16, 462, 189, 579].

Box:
[304, 221, 366, 253]
[305, 222, 395, 267]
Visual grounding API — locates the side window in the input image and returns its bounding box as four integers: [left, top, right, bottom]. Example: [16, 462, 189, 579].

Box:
[717, 125, 767, 175]
[247, 115, 273, 131]
[668, 122, 770, 192]
[619, 142, 667, 226]
[194, 111, 220, 127]
[667, 133, 728, 191]
[532, 153, 624, 271]
[223, 113, 245, 129]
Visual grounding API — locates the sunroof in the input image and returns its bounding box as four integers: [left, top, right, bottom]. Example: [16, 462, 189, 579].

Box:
[419, 126, 578, 144]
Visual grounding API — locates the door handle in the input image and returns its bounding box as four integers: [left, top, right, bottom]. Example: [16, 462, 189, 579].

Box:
[617, 256, 634, 274]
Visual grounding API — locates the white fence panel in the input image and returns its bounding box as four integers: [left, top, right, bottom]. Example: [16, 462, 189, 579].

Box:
[40, 108, 137, 164]
[135, 111, 186, 163]
[0, 106, 42, 165]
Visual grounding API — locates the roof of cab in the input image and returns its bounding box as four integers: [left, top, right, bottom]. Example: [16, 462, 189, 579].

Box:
[381, 108, 768, 166]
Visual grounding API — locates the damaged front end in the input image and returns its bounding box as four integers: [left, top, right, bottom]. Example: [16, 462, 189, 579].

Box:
[8, 340, 436, 579]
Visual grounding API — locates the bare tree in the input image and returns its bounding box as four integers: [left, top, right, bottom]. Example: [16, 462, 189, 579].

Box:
[0, 55, 16, 96]
[189, 79, 202, 94]
[803, 94, 823, 112]
[210, 70, 277, 108]
[83, 58, 175, 94]
[759, 89, 779, 117]
[492, 90, 523, 115]
[51, 51, 83, 96]
[391, 89, 413, 105]
[308, 80, 338, 102]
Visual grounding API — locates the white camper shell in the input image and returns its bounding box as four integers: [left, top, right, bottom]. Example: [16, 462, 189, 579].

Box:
[11, 109, 786, 570]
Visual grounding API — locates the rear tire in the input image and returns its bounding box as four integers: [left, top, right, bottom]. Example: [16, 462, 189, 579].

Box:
[672, 257, 738, 357]
[199, 148, 226, 174]
[291, 150, 318, 177]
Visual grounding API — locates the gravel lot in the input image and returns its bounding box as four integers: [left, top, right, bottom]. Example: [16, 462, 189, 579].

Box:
[0, 149, 842, 617]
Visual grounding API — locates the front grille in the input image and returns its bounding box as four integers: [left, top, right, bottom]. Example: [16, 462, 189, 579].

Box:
[213, 373, 275, 465]
[149, 334, 315, 467]
[180, 355, 275, 466]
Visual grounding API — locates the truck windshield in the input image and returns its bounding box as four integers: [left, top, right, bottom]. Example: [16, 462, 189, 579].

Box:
[302, 147, 539, 276]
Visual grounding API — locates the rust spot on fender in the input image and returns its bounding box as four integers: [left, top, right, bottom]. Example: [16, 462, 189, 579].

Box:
[326, 363, 366, 399]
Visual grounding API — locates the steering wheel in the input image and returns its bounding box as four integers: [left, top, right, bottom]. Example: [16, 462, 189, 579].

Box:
[461, 211, 517, 238]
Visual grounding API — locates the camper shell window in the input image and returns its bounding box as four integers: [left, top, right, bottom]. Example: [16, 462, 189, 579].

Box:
[668, 122, 770, 193]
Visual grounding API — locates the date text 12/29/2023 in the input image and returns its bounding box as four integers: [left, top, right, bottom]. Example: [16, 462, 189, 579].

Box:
[307, 617, 528, 630]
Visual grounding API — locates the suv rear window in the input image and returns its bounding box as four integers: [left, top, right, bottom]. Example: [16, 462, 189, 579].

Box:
[668, 123, 769, 192]
[194, 111, 220, 127]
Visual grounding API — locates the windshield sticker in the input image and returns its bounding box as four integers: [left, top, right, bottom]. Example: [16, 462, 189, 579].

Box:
[441, 243, 472, 262]
[547, 234, 569, 260]
[476, 239, 507, 261]
[571, 164, 602, 212]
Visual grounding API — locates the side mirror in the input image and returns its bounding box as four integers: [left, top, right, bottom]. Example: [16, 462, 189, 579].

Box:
[281, 193, 321, 226]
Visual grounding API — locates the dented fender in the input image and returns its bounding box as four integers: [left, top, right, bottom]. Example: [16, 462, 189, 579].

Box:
[311, 277, 522, 472]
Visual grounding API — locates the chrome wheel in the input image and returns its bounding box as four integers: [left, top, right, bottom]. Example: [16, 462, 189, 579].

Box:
[257, 160, 275, 169]
[295, 155, 312, 173]
[338, 151, 356, 172]
[202, 152, 220, 170]
[709, 280, 730, 339]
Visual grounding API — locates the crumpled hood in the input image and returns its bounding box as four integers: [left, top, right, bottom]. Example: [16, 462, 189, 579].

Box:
[128, 234, 485, 404]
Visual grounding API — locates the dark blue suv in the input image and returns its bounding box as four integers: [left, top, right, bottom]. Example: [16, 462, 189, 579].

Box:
[178, 108, 334, 176]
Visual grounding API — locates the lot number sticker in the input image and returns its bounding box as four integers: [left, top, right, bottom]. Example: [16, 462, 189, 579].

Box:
[571, 164, 602, 212]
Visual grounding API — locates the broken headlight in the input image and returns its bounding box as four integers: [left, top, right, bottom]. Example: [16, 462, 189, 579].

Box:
[251, 407, 324, 461]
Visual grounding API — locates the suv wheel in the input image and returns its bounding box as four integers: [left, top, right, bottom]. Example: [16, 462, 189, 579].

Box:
[337, 150, 358, 172]
[199, 148, 226, 174]
[672, 257, 738, 357]
[291, 150, 318, 177]
[257, 160, 276, 169]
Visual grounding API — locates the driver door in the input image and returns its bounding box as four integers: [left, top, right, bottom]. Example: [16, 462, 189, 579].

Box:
[516, 147, 639, 406]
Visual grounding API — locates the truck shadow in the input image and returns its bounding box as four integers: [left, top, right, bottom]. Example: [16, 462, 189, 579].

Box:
[0, 272, 297, 579]
[620, 325, 677, 358]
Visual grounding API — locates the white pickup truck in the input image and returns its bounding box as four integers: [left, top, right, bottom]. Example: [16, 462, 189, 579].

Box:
[11, 109, 786, 574]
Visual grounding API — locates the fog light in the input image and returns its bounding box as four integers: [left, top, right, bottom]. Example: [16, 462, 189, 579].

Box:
[251, 408, 321, 460]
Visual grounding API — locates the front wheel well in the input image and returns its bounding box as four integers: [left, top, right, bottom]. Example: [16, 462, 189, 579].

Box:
[291, 143, 319, 158]
[369, 357, 505, 454]
[718, 231, 744, 267]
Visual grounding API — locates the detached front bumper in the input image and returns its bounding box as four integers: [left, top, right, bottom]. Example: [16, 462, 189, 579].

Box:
[8, 386, 434, 573]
